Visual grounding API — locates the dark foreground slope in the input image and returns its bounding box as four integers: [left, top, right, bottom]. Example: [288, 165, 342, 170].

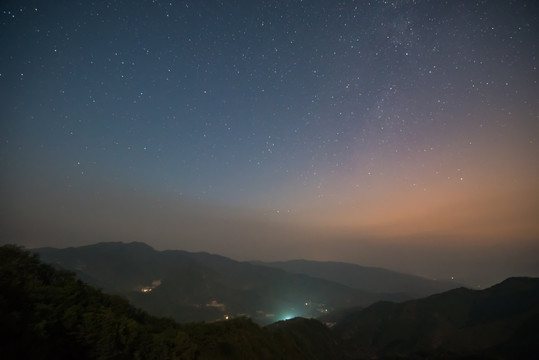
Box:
[34, 242, 388, 324]
[0, 245, 344, 360]
[334, 277, 539, 359]
[3, 245, 537, 359]
[267, 317, 344, 359]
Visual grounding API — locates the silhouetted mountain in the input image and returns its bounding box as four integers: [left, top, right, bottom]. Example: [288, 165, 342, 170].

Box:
[257, 259, 459, 298]
[34, 242, 393, 324]
[0, 245, 344, 359]
[267, 317, 347, 359]
[333, 277, 539, 359]
[5, 244, 537, 359]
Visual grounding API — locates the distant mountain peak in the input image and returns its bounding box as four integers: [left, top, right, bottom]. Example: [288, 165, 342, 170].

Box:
[257, 258, 459, 298]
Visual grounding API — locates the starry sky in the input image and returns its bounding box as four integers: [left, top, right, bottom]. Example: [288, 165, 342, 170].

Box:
[1, 0, 538, 286]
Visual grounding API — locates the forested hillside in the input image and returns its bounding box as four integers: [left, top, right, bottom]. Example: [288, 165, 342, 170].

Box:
[35, 242, 384, 324]
[3, 244, 537, 359]
[334, 277, 539, 359]
[0, 245, 342, 360]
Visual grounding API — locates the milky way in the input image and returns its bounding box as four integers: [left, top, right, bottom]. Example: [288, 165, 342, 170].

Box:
[1, 1, 538, 285]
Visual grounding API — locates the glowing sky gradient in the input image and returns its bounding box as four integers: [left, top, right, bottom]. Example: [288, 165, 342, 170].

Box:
[1, 0, 538, 285]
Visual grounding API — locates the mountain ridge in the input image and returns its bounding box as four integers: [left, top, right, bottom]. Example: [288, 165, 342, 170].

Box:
[333, 276, 539, 359]
[6, 243, 538, 359]
[34, 241, 394, 324]
[256, 258, 459, 297]
[2, 244, 345, 359]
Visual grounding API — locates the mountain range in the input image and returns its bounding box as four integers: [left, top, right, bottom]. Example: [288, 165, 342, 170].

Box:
[334, 276, 539, 358]
[256, 259, 457, 298]
[34, 241, 458, 324]
[4, 243, 538, 359]
[1, 245, 337, 359]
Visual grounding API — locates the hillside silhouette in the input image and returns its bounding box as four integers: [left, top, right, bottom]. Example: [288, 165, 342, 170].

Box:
[4, 243, 538, 359]
[35, 241, 458, 324]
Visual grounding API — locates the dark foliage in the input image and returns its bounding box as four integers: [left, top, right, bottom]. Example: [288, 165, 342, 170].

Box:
[268, 317, 347, 359]
[2, 244, 537, 360]
[334, 277, 539, 359]
[34, 242, 382, 324]
[0, 245, 342, 359]
[0, 245, 199, 359]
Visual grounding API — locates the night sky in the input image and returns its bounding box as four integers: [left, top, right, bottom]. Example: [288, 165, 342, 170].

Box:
[1, 0, 538, 286]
